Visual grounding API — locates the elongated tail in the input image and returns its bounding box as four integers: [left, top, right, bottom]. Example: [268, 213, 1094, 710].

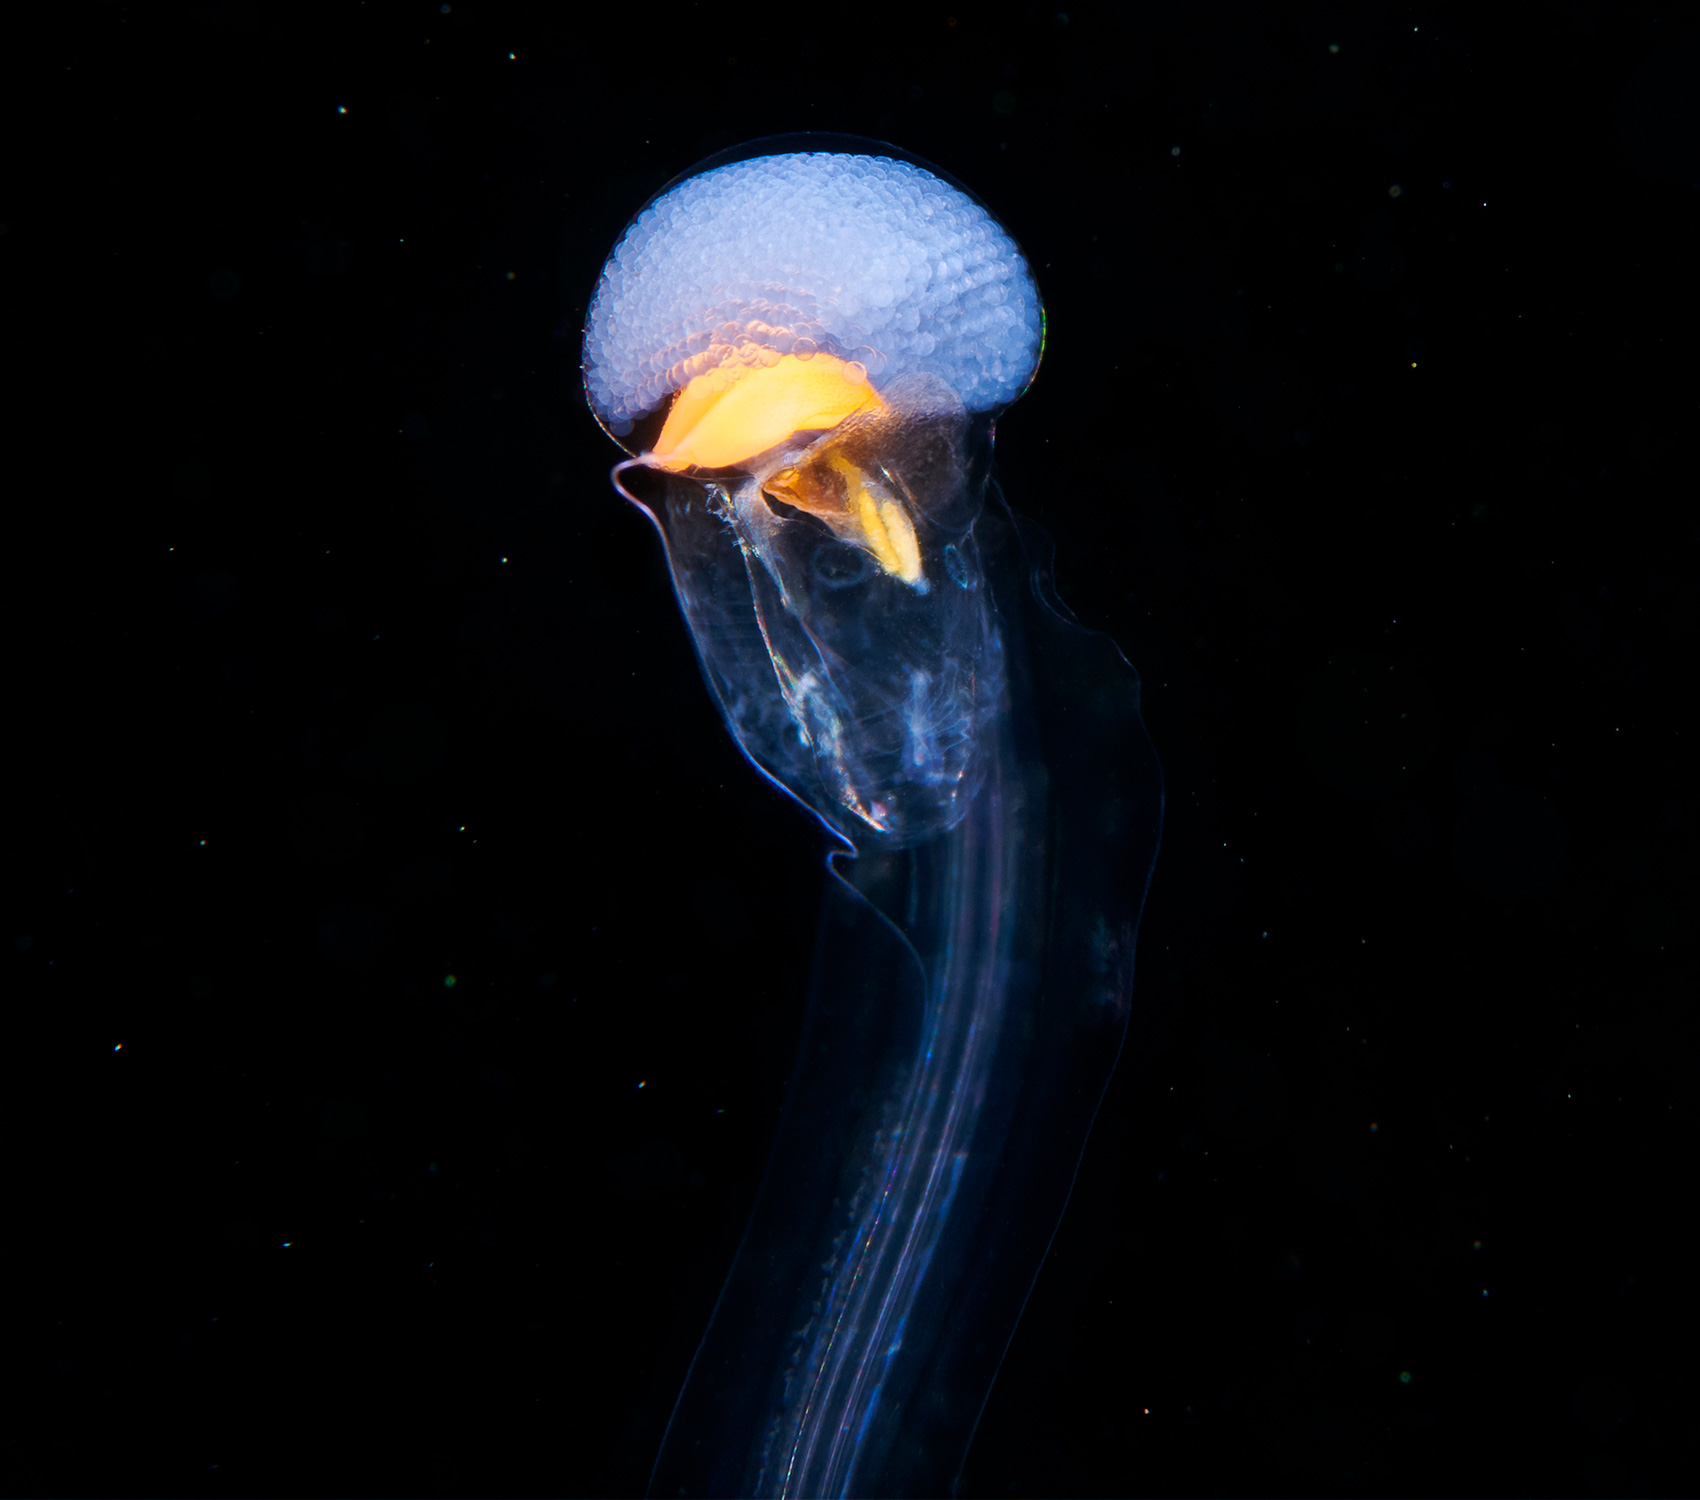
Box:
[650, 496, 1161, 1497]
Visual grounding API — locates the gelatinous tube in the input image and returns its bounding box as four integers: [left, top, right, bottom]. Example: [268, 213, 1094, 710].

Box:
[582, 137, 1161, 1497]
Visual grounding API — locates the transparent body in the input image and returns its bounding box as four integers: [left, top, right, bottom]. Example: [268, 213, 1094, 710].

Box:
[586, 139, 1161, 1497]
[619, 374, 998, 848]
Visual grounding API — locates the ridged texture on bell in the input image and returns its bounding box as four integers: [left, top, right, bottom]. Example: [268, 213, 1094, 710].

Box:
[583, 151, 1042, 434]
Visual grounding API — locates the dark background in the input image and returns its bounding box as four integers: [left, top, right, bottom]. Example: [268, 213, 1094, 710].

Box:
[6, 1, 1695, 1495]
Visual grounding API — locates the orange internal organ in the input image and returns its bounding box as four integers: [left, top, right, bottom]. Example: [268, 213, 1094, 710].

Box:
[766, 449, 924, 587]
[650, 354, 883, 471]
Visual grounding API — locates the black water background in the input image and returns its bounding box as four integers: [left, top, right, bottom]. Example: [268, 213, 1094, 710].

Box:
[5, 3, 1694, 1495]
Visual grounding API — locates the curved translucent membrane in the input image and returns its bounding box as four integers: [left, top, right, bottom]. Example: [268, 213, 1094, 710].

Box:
[583, 138, 1161, 1496]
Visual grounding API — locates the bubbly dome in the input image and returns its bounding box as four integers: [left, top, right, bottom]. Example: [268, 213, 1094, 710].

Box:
[582, 151, 1042, 434]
